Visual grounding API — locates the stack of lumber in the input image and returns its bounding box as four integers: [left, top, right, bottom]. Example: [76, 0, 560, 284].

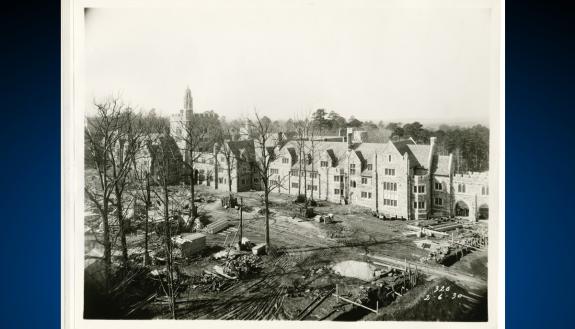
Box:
[203, 219, 230, 234]
[174, 233, 206, 257]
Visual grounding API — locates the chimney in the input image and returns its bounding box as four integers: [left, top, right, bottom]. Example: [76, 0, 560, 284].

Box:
[427, 137, 437, 170]
[347, 128, 353, 149]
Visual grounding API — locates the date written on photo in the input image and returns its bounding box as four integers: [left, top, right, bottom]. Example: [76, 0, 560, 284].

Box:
[423, 286, 467, 301]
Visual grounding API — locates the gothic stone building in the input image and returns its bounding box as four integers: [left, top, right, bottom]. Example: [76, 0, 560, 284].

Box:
[266, 129, 489, 221]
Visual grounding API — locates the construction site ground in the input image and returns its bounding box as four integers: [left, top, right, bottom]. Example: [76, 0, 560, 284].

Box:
[84, 183, 489, 321]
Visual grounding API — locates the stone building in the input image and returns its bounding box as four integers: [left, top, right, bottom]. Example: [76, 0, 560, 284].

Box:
[452, 172, 490, 219]
[192, 139, 260, 193]
[266, 129, 489, 221]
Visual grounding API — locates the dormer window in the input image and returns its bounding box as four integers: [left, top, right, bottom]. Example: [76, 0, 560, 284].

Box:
[350, 163, 356, 175]
[367, 163, 373, 171]
[388, 155, 392, 162]
[282, 157, 289, 164]
[320, 161, 328, 167]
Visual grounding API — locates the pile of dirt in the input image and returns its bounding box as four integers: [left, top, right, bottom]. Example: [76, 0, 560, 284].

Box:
[332, 260, 379, 282]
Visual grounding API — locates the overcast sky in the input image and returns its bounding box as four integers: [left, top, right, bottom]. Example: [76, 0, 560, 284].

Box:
[85, 4, 493, 125]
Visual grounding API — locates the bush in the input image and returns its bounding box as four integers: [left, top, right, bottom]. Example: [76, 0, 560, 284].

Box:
[295, 194, 307, 203]
[304, 207, 315, 218]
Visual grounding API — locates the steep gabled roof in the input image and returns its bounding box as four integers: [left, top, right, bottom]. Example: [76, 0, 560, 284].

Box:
[226, 139, 256, 160]
[406, 144, 431, 169]
[390, 139, 415, 156]
[432, 155, 451, 176]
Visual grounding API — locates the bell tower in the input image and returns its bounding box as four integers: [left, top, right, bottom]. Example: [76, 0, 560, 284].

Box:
[183, 86, 193, 121]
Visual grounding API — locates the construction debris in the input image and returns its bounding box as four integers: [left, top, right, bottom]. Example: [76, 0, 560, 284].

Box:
[172, 233, 206, 258]
[222, 254, 261, 279]
[203, 219, 230, 234]
[252, 243, 266, 255]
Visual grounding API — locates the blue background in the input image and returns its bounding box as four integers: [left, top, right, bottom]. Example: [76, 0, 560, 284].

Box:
[506, 0, 575, 328]
[1, 0, 575, 328]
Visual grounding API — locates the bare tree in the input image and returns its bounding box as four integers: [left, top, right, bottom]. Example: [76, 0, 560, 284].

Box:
[149, 130, 181, 319]
[245, 112, 283, 252]
[306, 121, 325, 201]
[84, 97, 133, 290]
[215, 129, 236, 197]
[175, 116, 220, 218]
[292, 117, 309, 198]
[130, 127, 157, 266]
[108, 109, 145, 271]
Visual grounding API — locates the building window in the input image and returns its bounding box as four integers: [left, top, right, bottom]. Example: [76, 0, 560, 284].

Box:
[291, 170, 298, 177]
[413, 201, 426, 209]
[383, 182, 397, 191]
[334, 188, 340, 195]
[434, 197, 443, 206]
[350, 180, 356, 188]
[361, 191, 368, 198]
[435, 182, 442, 190]
[270, 168, 279, 174]
[320, 161, 328, 167]
[310, 172, 318, 178]
[241, 179, 246, 184]
[458, 183, 466, 193]
[307, 185, 313, 190]
[334, 175, 341, 182]
[482, 186, 489, 195]
[350, 163, 356, 175]
[388, 155, 392, 162]
[367, 164, 373, 171]
[384, 199, 397, 207]
[313, 185, 318, 191]
[218, 178, 223, 184]
[292, 183, 299, 188]
[384, 168, 395, 176]
[418, 185, 425, 193]
[361, 177, 368, 184]
[282, 157, 289, 164]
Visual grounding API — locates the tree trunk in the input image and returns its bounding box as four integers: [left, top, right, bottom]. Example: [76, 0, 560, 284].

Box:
[239, 197, 243, 249]
[227, 159, 233, 195]
[264, 189, 270, 251]
[115, 185, 129, 272]
[102, 202, 112, 292]
[189, 170, 196, 217]
[163, 178, 176, 319]
[298, 145, 302, 195]
[144, 174, 151, 266]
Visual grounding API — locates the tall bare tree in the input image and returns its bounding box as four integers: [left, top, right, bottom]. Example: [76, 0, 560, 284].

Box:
[130, 127, 157, 266]
[108, 109, 145, 271]
[84, 97, 131, 290]
[149, 130, 181, 319]
[175, 115, 220, 217]
[215, 129, 236, 197]
[245, 112, 282, 252]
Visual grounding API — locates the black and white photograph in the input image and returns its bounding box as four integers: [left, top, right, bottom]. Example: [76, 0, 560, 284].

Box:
[66, 0, 501, 325]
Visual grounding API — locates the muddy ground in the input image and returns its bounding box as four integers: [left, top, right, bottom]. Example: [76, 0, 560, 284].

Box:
[84, 183, 489, 321]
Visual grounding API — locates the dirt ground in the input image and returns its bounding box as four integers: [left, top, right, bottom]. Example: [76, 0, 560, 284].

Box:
[84, 183, 489, 321]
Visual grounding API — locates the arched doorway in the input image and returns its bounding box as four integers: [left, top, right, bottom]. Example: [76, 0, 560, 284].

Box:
[478, 204, 489, 219]
[455, 201, 470, 217]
